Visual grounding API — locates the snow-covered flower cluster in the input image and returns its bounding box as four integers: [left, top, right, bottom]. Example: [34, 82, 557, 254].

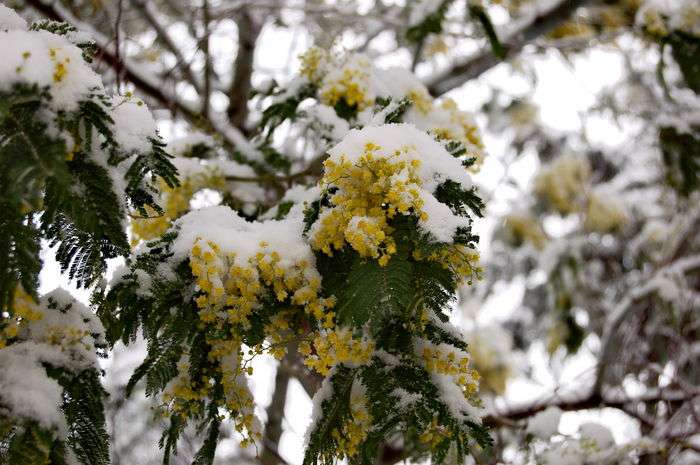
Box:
[584, 189, 628, 233]
[294, 47, 487, 170]
[527, 411, 659, 465]
[465, 325, 515, 394]
[637, 0, 700, 37]
[0, 14, 171, 212]
[310, 123, 481, 280]
[131, 135, 266, 243]
[0, 288, 106, 448]
[504, 212, 547, 249]
[534, 152, 591, 215]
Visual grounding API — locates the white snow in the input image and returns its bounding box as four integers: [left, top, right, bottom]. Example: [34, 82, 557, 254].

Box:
[526, 405, 563, 439]
[325, 123, 475, 242]
[0, 288, 105, 439]
[408, 0, 444, 27]
[328, 124, 472, 192]
[163, 206, 320, 293]
[0, 4, 27, 31]
[0, 29, 102, 110]
[0, 342, 67, 436]
[111, 98, 158, 154]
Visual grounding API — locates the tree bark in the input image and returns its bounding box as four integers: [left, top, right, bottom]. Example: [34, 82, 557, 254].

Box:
[227, 9, 262, 134]
[425, 0, 593, 96]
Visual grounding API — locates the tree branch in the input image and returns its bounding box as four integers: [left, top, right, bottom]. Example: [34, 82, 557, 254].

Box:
[227, 8, 261, 133]
[261, 354, 292, 465]
[593, 253, 700, 396]
[484, 388, 700, 428]
[25, 0, 264, 165]
[128, 0, 203, 94]
[425, 0, 593, 96]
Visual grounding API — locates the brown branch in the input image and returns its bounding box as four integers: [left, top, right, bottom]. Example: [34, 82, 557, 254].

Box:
[484, 389, 700, 428]
[593, 253, 700, 396]
[203, 0, 212, 118]
[261, 353, 293, 465]
[426, 0, 594, 96]
[25, 0, 270, 168]
[128, 0, 203, 94]
[227, 8, 261, 133]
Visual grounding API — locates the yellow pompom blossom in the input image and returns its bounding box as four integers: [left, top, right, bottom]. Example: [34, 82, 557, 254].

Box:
[417, 340, 481, 400]
[678, 3, 700, 35]
[600, 6, 631, 31]
[189, 237, 335, 330]
[413, 246, 482, 285]
[407, 88, 433, 114]
[264, 310, 296, 360]
[162, 351, 261, 446]
[546, 319, 570, 354]
[504, 214, 547, 249]
[0, 287, 43, 348]
[320, 54, 374, 111]
[425, 35, 450, 57]
[507, 100, 539, 129]
[584, 192, 628, 233]
[466, 327, 514, 395]
[48, 47, 70, 83]
[299, 46, 329, 84]
[642, 8, 669, 37]
[419, 416, 453, 447]
[331, 381, 373, 458]
[639, 1, 700, 38]
[549, 20, 595, 39]
[534, 153, 590, 215]
[311, 142, 425, 266]
[131, 169, 226, 244]
[437, 98, 487, 172]
[299, 327, 375, 376]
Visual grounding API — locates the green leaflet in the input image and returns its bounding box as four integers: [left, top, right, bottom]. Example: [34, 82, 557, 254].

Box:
[660, 125, 700, 196]
[303, 367, 356, 465]
[0, 80, 178, 302]
[0, 366, 110, 465]
[321, 246, 414, 328]
[1, 420, 66, 465]
[405, 1, 453, 44]
[668, 31, 700, 94]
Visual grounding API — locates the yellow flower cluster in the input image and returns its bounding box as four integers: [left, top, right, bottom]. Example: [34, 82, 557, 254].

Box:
[419, 416, 453, 447]
[413, 245, 482, 285]
[504, 214, 547, 249]
[44, 325, 92, 352]
[420, 342, 480, 399]
[189, 238, 335, 329]
[264, 310, 296, 360]
[436, 98, 487, 172]
[331, 384, 373, 458]
[48, 47, 70, 82]
[642, 8, 668, 36]
[640, 3, 700, 38]
[549, 21, 595, 39]
[425, 35, 449, 57]
[299, 46, 328, 84]
[467, 334, 513, 395]
[219, 352, 261, 447]
[162, 351, 261, 446]
[299, 328, 375, 376]
[320, 55, 374, 111]
[131, 170, 225, 244]
[407, 88, 433, 114]
[534, 154, 590, 215]
[584, 193, 628, 233]
[0, 287, 43, 349]
[311, 142, 425, 266]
